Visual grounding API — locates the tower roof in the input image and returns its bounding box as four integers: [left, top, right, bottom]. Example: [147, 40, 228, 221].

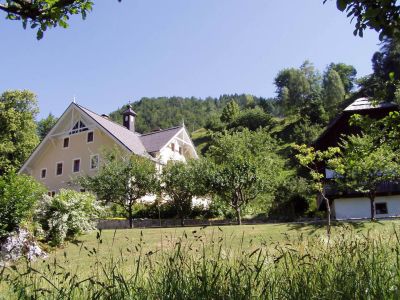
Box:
[122, 104, 137, 116]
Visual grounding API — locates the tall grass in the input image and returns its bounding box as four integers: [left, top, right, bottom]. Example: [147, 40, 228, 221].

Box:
[2, 225, 400, 299]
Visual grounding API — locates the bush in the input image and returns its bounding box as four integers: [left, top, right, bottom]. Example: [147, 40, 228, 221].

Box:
[0, 172, 45, 238]
[36, 189, 102, 246]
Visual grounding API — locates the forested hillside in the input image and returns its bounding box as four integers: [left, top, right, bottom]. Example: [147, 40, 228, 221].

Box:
[109, 94, 277, 134]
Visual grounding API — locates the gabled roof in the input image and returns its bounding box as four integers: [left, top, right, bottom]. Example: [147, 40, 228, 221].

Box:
[77, 104, 148, 156]
[314, 97, 399, 150]
[344, 97, 397, 111]
[19, 102, 197, 174]
[139, 126, 183, 153]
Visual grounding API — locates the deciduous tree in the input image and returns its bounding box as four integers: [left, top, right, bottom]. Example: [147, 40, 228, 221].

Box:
[207, 129, 284, 225]
[325, 0, 400, 40]
[329, 134, 400, 220]
[78, 150, 159, 228]
[161, 160, 208, 226]
[0, 90, 39, 175]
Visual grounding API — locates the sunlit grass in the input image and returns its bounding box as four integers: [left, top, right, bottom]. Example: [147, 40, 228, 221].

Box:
[2, 220, 400, 299]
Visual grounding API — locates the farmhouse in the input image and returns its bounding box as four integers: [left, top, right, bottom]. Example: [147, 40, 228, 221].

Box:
[315, 97, 400, 220]
[19, 102, 198, 195]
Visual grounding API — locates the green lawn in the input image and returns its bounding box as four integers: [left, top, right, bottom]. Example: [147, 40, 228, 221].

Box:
[47, 219, 400, 271]
[2, 220, 400, 299]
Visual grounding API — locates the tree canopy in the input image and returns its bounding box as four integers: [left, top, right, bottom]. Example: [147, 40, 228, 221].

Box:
[326, 0, 400, 40]
[206, 129, 285, 224]
[78, 150, 159, 228]
[0, 90, 39, 175]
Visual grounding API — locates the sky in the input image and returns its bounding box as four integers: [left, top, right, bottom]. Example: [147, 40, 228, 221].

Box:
[0, 0, 382, 119]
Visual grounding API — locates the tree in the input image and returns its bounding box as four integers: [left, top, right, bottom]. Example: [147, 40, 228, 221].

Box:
[274, 61, 322, 116]
[0, 0, 97, 39]
[325, 0, 400, 40]
[329, 134, 400, 220]
[161, 160, 207, 226]
[37, 113, 58, 141]
[326, 63, 357, 94]
[207, 129, 284, 225]
[78, 150, 159, 228]
[323, 69, 346, 118]
[358, 37, 400, 102]
[0, 172, 46, 238]
[220, 100, 240, 124]
[294, 145, 340, 236]
[228, 107, 274, 131]
[0, 90, 40, 175]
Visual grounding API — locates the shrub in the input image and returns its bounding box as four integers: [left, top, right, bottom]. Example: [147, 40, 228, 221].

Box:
[0, 172, 45, 238]
[36, 189, 102, 246]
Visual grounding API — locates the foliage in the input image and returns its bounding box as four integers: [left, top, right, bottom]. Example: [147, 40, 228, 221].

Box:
[220, 100, 240, 124]
[37, 113, 58, 141]
[323, 69, 346, 118]
[0, 90, 39, 175]
[275, 62, 321, 114]
[289, 118, 324, 145]
[3, 225, 400, 299]
[35, 189, 101, 246]
[0, 172, 45, 238]
[206, 129, 285, 224]
[78, 149, 159, 228]
[325, 0, 400, 40]
[228, 107, 275, 131]
[161, 160, 208, 226]
[326, 62, 357, 94]
[329, 133, 400, 220]
[358, 37, 400, 102]
[109, 94, 268, 134]
[0, 0, 96, 39]
[271, 176, 312, 220]
[294, 144, 340, 235]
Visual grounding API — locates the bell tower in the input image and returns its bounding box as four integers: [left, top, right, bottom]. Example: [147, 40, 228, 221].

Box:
[122, 104, 137, 132]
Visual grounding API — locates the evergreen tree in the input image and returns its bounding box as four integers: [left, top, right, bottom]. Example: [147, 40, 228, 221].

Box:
[37, 113, 58, 141]
[220, 100, 240, 124]
[323, 69, 346, 118]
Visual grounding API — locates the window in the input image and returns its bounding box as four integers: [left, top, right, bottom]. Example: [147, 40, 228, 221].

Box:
[80, 188, 86, 193]
[41, 169, 47, 179]
[56, 162, 63, 176]
[69, 120, 88, 135]
[375, 203, 388, 214]
[73, 159, 80, 173]
[90, 154, 99, 170]
[47, 191, 56, 197]
[63, 137, 69, 148]
[171, 143, 175, 151]
[179, 146, 183, 155]
[87, 131, 94, 143]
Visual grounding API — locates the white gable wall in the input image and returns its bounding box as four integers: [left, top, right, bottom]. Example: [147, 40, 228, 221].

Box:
[334, 196, 400, 220]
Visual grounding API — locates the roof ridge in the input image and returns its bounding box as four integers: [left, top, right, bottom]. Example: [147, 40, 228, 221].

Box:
[75, 103, 141, 136]
[140, 125, 183, 136]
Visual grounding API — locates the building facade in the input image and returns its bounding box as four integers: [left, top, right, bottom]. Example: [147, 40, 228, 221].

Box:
[19, 102, 198, 195]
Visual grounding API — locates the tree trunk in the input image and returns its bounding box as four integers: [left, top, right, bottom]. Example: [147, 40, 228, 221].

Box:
[236, 207, 242, 225]
[369, 193, 376, 221]
[128, 206, 134, 229]
[324, 195, 331, 238]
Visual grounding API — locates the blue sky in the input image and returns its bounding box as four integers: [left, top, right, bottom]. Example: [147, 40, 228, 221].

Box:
[0, 0, 381, 119]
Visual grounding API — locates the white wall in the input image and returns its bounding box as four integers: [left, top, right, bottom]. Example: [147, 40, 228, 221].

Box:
[334, 195, 400, 220]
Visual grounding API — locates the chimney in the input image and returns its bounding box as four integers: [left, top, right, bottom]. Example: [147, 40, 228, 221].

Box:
[122, 104, 137, 132]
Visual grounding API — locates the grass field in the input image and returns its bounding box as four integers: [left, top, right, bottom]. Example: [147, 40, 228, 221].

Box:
[47, 219, 400, 271]
[2, 220, 400, 299]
